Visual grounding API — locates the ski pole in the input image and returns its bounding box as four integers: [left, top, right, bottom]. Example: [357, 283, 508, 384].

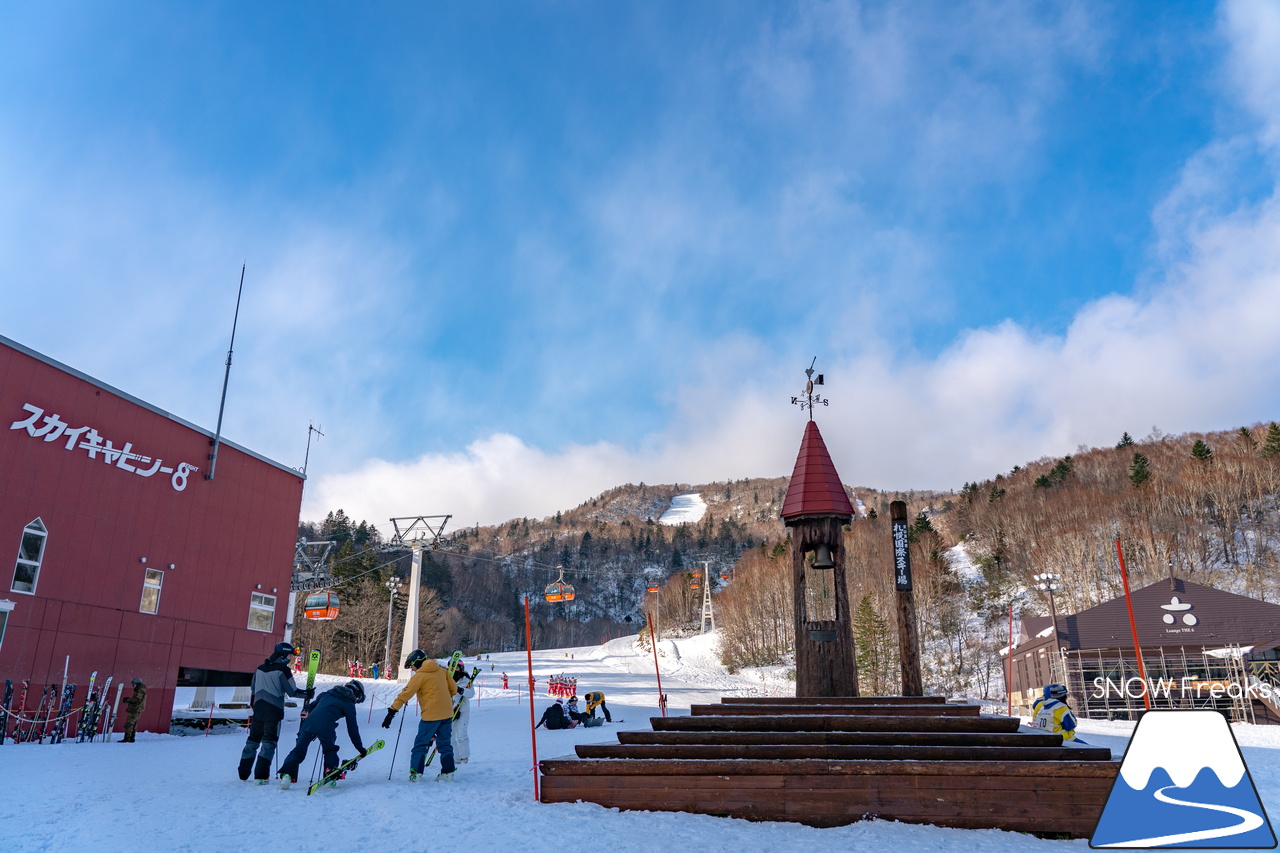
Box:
[387, 707, 406, 780]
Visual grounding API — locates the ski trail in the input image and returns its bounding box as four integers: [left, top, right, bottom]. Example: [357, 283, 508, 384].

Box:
[1099, 785, 1265, 847]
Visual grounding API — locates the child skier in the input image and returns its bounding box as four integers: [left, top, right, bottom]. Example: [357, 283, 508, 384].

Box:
[451, 661, 476, 764]
[1032, 683, 1086, 744]
[277, 680, 368, 787]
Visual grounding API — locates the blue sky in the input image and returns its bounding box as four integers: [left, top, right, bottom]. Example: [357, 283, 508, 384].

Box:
[3, 1, 1280, 528]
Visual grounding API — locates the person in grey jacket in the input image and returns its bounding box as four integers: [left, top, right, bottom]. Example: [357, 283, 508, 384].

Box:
[238, 643, 310, 781]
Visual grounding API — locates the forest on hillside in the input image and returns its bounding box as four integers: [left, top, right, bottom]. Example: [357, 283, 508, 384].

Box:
[289, 479, 802, 674]
[713, 422, 1280, 699]
[291, 421, 1280, 696]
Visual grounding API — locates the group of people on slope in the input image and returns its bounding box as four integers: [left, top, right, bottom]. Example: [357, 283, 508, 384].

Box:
[535, 690, 611, 730]
[237, 643, 478, 785]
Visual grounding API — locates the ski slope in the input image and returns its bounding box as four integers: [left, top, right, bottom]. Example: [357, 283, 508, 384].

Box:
[4, 633, 1280, 852]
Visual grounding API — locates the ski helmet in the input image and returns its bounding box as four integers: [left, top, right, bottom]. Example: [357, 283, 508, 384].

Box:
[346, 680, 365, 704]
[1044, 683, 1068, 700]
[274, 642, 298, 657]
[404, 649, 428, 669]
[131, 677, 143, 687]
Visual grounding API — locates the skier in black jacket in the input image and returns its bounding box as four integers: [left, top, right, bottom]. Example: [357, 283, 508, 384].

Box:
[277, 680, 368, 786]
[534, 699, 573, 730]
[239, 643, 310, 781]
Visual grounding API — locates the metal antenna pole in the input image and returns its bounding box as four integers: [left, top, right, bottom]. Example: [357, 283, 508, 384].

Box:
[207, 263, 246, 481]
[302, 423, 324, 476]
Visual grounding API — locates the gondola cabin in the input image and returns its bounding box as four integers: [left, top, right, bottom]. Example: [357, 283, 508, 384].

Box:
[646, 582, 660, 593]
[561, 583, 576, 602]
[544, 582, 564, 602]
[689, 577, 701, 590]
[719, 568, 731, 581]
[303, 591, 340, 620]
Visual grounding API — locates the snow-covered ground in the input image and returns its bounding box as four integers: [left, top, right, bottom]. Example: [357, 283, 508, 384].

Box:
[658, 492, 707, 525]
[5, 632, 1280, 852]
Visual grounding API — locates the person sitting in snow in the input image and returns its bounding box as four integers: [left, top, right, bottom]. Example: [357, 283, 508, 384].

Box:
[535, 699, 574, 730]
[565, 695, 585, 724]
[1032, 683, 1085, 744]
[277, 680, 368, 787]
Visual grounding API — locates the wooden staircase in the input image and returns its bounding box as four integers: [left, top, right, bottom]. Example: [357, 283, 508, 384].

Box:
[539, 696, 1119, 837]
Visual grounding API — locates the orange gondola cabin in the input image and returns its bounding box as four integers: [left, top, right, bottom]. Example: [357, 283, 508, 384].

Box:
[544, 567, 576, 603]
[303, 591, 341, 620]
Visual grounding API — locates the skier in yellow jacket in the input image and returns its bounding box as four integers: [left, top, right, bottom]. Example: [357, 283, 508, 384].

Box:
[381, 650, 458, 781]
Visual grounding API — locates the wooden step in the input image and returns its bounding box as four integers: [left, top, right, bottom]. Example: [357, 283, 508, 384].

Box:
[720, 695, 948, 705]
[653, 714, 1021, 733]
[573, 743, 1113, 761]
[541, 757, 1119, 777]
[690, 703, 980, 717]
[539, 764, 1115, 835]
[617, 730, 1066, 747]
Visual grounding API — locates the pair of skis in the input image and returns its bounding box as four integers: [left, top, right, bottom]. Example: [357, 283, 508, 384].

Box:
[300, 649, 321, 719]
[0, 680, 11, 743]
[301, 739, 386, 794]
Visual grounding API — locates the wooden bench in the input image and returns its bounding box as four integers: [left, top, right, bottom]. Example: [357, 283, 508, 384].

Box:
[539, 695, 1118, 837]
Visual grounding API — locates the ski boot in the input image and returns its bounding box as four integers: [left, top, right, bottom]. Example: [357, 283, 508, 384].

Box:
[279, 773, 294, 790]
[434, 771, 455, 783]
[237, 757, 253, 781]
[409, 770, 421, 783]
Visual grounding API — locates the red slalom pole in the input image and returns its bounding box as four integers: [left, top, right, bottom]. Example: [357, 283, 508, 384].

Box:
[1007, 601, 1014, 717]
[1115, 539, 1152, 710]
[525, 595, 540, 801]
[647, 612, 665, 717]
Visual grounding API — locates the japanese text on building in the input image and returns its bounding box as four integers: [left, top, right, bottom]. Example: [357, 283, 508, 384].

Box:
[10, 403, 198, 492]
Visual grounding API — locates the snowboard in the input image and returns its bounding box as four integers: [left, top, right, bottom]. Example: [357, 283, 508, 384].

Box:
[306, 739, 385, 795]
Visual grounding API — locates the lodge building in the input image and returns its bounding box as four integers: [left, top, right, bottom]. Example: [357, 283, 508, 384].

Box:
[1004, 576, 1280, 724]
[0, 334, 303, 734]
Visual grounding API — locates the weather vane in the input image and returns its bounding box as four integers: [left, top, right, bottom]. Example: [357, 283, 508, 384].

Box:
[790, 357, 827, 420]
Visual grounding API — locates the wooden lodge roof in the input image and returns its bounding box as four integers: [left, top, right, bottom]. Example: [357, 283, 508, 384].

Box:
[780, 420, 854, 521]
[1019, 578, 1280, 654]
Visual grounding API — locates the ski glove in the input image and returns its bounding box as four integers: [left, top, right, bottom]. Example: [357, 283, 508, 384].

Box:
[381, 708, 397, 729]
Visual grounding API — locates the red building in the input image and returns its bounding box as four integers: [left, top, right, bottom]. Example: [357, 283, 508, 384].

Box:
[0, 333, 303, 734]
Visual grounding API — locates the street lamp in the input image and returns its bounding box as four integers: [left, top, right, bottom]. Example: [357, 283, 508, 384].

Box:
[1033, 571, 1064, 678]
[384, 577, 401, 680]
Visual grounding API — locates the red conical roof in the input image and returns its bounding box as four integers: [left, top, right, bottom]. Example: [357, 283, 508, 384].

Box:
[780, 420, 854, 521]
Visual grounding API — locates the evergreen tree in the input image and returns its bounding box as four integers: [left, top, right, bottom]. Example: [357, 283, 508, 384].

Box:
[1117, 432, 1134, 449]
[1129, 452, 1152, 488]
[1264, 423, 1280, 458]
[1239, 426, 1258, 449]
[866, 507, 877, 519]
[1191, 439, 1214, 463]
[853, 594, 894, 695]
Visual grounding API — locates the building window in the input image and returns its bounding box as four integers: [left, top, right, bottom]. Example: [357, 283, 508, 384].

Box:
[248, 592, 276, 632]
[0, 599, 13, 649]
[11, 518, 47, 595]
[140, 568, 164, 614]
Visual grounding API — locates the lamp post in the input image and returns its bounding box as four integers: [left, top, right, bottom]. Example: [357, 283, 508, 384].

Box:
[384, 578, 401, 679]
[1033, 571, 1064, 682]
